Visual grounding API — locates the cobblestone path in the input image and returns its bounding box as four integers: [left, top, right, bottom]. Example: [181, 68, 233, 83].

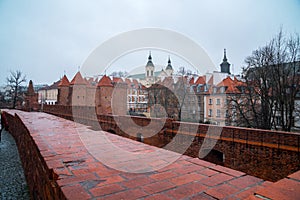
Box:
[0, 130, 30, 200]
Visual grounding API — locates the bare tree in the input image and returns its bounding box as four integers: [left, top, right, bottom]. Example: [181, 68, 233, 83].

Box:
[231, 29, 300, 131]
[110, 71, 128, 77]
[6, 70, 26, 108]
[176, 67, 192, 76]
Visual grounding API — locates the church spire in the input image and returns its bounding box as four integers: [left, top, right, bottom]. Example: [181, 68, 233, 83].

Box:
[148, 51, 152, 61]
[165, 56, 173, 76]
[223, 48, 227, 62]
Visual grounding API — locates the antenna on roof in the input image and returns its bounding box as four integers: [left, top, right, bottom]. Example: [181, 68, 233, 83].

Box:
[78, 66, 80, 72]
[64, 70, 66, 76]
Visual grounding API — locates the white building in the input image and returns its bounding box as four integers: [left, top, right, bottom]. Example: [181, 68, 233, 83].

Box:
[38, 80, 60, 105]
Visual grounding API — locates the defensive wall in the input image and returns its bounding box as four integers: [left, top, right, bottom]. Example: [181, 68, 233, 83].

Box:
[42, 105, 300, 182]
[3, 109, 300, 199]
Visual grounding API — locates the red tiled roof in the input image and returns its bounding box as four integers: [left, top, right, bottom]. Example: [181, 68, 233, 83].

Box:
[58, 75, 70, 87]
[189, 77, 194, 85]
[112, 77, 123, 83]
[225, 84, 241, 94]
[97, 75, 113, 87]
[195, 76, 206, 84]
[217, 76, 234, 87]
[234, 77, 246, 86]
[70, 72, 87, 85]
[216, 77, 242, 94]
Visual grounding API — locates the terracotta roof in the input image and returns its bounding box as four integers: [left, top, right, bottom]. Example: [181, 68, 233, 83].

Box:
[225, 84, 241, 94]
[70, 72, 87, 85]
[234, 77, 246, 86]
[58, 75, 70, 87]
[195, 76, 206, 84]
[112, 77, 123, 83]
[97, 75, 113, 87]
[217, 76, 234, 87]
[189, 77, 194, 85]
[216, 77, 242, 94]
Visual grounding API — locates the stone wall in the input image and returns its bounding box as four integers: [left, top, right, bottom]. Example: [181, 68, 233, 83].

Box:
[43, 105, 300, 181]
[4, 111, 66, 200]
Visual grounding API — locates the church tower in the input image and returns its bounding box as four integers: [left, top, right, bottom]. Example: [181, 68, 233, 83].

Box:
[220, 49, 231, 74]
[145, 52, 155, 84]
[165, 56, 174, 76]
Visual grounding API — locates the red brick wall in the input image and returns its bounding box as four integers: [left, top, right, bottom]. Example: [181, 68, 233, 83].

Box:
[95, 86, 113, 115]
[57, 86, 69, 105]
[69, 85, 87, 106]
[3, 111, 66, 200]
[43, 105, 300, 181]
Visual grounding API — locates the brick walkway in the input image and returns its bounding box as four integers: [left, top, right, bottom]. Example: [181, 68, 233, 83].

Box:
[4, 110, 300, 199]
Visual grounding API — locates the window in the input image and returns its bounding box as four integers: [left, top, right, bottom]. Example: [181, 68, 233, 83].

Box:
[209, 109, 213, 117]
[151, 71, 153, 76]
[220, 87, 225, 93]
[197, 85, 202, 93]
[204, 85, 208, 92]
[209, 99, 213, 105]
[213, 87, 217, 94]
[147, 71, 149, 76]
[216, 99, 220, 105]
[217, 109, 221, 118]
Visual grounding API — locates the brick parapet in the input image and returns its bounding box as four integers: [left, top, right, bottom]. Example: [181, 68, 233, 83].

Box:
[3, 109, 300, 199]
[3, 111, 66, 200]
[42, 105, 300, 181]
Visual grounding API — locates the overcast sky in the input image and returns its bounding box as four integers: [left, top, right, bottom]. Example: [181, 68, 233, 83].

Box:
[0, 0, 299, 86]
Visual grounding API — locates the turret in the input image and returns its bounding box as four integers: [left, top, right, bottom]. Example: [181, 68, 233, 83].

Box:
[57, 75, 70, 105]
[220, 49, 231, 74]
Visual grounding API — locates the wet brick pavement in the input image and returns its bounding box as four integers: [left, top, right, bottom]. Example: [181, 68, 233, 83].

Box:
[0, 130, 30, 200]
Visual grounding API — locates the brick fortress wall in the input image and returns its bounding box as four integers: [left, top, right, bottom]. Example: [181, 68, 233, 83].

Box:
[4, 111, 66, 200]
[43, 105, 300, 182]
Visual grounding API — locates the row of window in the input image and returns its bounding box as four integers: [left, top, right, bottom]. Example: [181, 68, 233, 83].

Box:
[208, 98, 229, 105]
[128, 96, 147, 102]
[208, 109, 229, 118]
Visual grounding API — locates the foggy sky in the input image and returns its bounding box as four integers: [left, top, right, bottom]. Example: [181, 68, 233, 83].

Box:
[0, 0, 299, 86]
